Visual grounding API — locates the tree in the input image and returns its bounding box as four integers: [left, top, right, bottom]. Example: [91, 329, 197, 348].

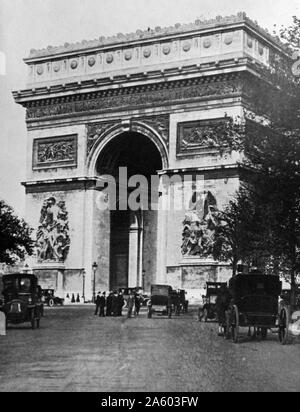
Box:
[209, 17, 300, 294]
[209, 188, 264, 276]
[0, 200, 34, 264]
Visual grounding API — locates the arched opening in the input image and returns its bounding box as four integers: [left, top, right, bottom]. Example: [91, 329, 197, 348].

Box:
[95, 131, 163, 292]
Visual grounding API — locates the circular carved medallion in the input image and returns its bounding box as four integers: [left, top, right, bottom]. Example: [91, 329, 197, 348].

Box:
[183, 42, 191, 52]
[70, 60, 78, 69]
[203, 38, 212, 49]
[88, 56, 96, 67]
[37, 65, 44, 75]
[53, 62, 60, 72]
[106, 53, 114, 64]
[143, 48, 151, 58]
[258, 45, 264, 56]
[162, 44, 171, 55]
[124, 50, 132, 61]
[247, 38, 253, 48]
[224, 35, 233, 45]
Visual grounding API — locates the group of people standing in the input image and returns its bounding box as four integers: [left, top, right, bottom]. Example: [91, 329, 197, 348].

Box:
[94, 290, 143, 318]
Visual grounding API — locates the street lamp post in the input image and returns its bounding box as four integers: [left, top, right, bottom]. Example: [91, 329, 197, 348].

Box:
[82, 270, 86, 303]
[92, 262, 98, 303]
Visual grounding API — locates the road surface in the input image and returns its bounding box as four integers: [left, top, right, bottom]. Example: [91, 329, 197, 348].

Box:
[0, 306, 299, 392]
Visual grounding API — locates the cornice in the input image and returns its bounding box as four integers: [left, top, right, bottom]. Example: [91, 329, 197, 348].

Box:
[13, 57, 259, 104]
[26, 12, 289, 61]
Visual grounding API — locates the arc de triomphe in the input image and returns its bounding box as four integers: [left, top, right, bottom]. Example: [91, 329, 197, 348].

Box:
[13, 13, 288, 300]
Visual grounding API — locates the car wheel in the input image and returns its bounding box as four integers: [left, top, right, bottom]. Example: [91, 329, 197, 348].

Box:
[48, 298, 55, 308]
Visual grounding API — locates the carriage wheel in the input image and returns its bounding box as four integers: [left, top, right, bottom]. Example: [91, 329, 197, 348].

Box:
[232, 306, 239, 344]
[279, 307, 290, 345]
[147, 308, 152, 319]
[204, 309, 208, 323]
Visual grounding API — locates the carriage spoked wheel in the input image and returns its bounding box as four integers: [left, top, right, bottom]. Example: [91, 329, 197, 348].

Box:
[279, 307, 290, 345]
[231, 305, 240, 344]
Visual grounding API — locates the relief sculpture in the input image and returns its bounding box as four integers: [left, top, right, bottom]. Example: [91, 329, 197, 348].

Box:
[33, 135, 77, 168]
[36, 197, 70, 262]
[182, 191, 218, 257]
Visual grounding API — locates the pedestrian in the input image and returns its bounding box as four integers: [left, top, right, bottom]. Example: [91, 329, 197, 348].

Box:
[111, 291, 119, 317]
[216, 285, 231, 338]
[127, 291, 135, 318]
[94, 292, 101, 316]
[106, 291, 113, 317]
[134, 293, 142, 317]
[99, 292, 106, 317]
[117, 291, 125, 317]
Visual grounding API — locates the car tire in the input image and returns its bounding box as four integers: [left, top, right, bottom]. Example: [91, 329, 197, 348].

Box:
[48, 298, 55, 308]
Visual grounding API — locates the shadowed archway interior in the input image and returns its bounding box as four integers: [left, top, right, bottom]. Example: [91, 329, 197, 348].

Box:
[95, 131, 163, 292]
[95, 131, 163, 178]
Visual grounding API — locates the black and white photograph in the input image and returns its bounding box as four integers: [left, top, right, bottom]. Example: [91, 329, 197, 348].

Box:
[0, 0, 300, 395]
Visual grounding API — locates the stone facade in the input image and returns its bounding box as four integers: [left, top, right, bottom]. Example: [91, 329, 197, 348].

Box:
[13, 13, 291, 300]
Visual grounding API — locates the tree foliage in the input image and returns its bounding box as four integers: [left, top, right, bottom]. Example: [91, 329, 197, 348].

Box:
[0, 200, 33, 264]
[210, 17, 300, 288]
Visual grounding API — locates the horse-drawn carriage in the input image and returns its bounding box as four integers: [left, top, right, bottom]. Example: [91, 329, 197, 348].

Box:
[0, 274, 43, 329]
[228, 274, 281, 343]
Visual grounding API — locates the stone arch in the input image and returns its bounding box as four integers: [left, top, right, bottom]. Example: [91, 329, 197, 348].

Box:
[87, 120, 169, 176]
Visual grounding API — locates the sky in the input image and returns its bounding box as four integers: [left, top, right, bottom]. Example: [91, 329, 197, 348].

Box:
[0, 0, 299, 217]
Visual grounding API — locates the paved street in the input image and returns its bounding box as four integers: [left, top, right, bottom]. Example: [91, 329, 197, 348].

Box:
[0, 306, 300, 392]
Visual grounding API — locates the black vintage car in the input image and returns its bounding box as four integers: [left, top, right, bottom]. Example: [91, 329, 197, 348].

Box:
[228, 273, 282, 343]
[198, 282, 227, 322]
[42, 289, 64, 307]
[0, 274, 44, 329]
[147, 285, 173, 318]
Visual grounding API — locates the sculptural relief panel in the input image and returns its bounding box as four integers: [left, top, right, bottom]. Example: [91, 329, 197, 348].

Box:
[176, 118, 227, 156]
[33, 135, 78, 169]
[36, 196, 70, 263]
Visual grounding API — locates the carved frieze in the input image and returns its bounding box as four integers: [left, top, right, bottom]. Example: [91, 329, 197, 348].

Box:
[33, 135, 77, 169]
[177, 118, 228, 156]
[86, 121, 119, 155]
[137, 115, 169, 148]
[86, 115, 170, 156]
[26, 77, 242, 120]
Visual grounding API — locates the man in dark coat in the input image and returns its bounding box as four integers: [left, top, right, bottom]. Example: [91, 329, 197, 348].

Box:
[127, 291, 135, 318]
[111, 291, 119, 317]
[134, 293, 143, 317]
[117, 291, 125, 317]
[106, 291, 113, 317]
[216, 285, 231, 337]
[99, 292, 106, 317]
[94, 292, 101, 316]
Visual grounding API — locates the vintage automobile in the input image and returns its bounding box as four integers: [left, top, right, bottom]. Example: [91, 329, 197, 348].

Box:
[42, 289, 64, 307]
[228, 273, 282, 343]
[0, 274, 44, 329]
[198, 282, 227, 322]
[147, 285, 173, 318]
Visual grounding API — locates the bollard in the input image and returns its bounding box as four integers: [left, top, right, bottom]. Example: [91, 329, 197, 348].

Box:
[0, 312, 6, 336]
